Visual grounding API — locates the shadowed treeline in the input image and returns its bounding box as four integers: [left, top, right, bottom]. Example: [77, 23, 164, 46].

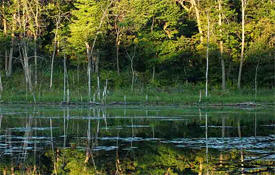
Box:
[0, 0, 274, 103]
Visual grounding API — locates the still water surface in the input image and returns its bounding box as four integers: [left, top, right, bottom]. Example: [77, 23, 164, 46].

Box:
[0, 105, 274, 174]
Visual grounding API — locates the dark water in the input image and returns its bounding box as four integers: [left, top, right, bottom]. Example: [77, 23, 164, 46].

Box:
[0, 105, 274, 174]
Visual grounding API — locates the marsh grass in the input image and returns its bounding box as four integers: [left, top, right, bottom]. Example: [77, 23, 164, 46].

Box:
[2, 85, 274, 105]
[1, 71, 274, 105]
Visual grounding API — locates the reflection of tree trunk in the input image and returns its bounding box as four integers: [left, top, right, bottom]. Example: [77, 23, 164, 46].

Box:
[241, 150, 244, 175]
[222, 117, 225, 138]
[85, 118, 91, 163]
[238, 0, 246, 89]
[11, 167, 15, 175]
[238, 119, 241, 138]
[219, 153, 224, 167]
[205, 113, 208, 174]
[63, 109, 66, 148]
[0, 114, 2, 129]
[238, 118, 245, 174]
[199, 160, 203, 175]
[115, 132, 121, 174]
[254, 113, 257, 137]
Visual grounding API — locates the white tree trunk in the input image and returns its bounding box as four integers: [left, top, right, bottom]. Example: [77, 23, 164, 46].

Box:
[50, 16, 60, 89]
[254, 61, 260, 99]
[85, 0, 114, 102]
[7, 13, 16, 77]
[63, 54, 68, 102]
[191, 0, 203, 43]
[218, 0, 226, 90]
[34, 36, 38, 86]
[116, 29, 120, 75]
[205, 13, 210, 97]
[238, 0, 246, 89]
[0, 72, 3, 100]
[22, 43, 36, 103]
[86, 44, 92, 102]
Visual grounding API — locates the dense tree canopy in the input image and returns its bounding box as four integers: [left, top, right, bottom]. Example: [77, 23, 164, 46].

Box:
[0, 0, 274, 91]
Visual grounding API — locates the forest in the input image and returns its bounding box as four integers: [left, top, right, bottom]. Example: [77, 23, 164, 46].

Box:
[0, 0, 274, 103]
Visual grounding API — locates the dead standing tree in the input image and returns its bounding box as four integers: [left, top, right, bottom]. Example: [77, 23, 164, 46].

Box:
[237, 0, 248, 89]
[126, 46, 136, 92]
[85, 0, 114, 103]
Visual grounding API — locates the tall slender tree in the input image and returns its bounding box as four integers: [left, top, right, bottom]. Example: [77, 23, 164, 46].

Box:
[237, 0, 248, 89]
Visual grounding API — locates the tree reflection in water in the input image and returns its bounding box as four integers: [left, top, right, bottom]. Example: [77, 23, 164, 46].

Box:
[0, 105, 274, 174]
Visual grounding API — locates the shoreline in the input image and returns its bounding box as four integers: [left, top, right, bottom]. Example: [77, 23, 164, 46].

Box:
[0, 101, 274, 107]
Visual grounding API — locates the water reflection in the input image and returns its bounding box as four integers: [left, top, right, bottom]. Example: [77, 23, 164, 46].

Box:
[0, 105, 274, 174]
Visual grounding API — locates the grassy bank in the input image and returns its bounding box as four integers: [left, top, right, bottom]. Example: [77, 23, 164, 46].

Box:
[1, 86, 274, 105]
[1, 71, 274, 105]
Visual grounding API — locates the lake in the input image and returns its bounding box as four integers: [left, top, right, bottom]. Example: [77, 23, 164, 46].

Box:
[0, 104, 274, 174]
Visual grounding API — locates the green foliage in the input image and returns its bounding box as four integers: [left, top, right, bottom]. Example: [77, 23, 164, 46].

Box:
[0, 0, 274, 95]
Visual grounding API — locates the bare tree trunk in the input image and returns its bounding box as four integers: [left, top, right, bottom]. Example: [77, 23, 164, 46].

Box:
[63, 53, 67, 102]
[131, 61, 134, 91]
[96, 53, 99, 74]
[7, 46, 13, 77]
[116, 32, 120, 75]
[218, 0, 226, 90]
[85, 0, 114, 102]
[97, 76, 100, 101]
[50, 16, 60, 89]
[2, 2, 8, 75]
[205, 13, 210, 97]
[238, 0, 246, 89]
[34, 0, 40, 87]
[7, 14, 16, 77]
[86, 44, 92, 102]
[126, 46, 136, 91]
[34, 36, 38, 86]
[21, 42, 36, 103]
[4, 51, 8, 74]
[0, 72, 3, 100]
[177, 0, 203, 43]
[77, 58, 80, 84]
[191, 0, 203, 43]
[254, 60, 260, 99]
